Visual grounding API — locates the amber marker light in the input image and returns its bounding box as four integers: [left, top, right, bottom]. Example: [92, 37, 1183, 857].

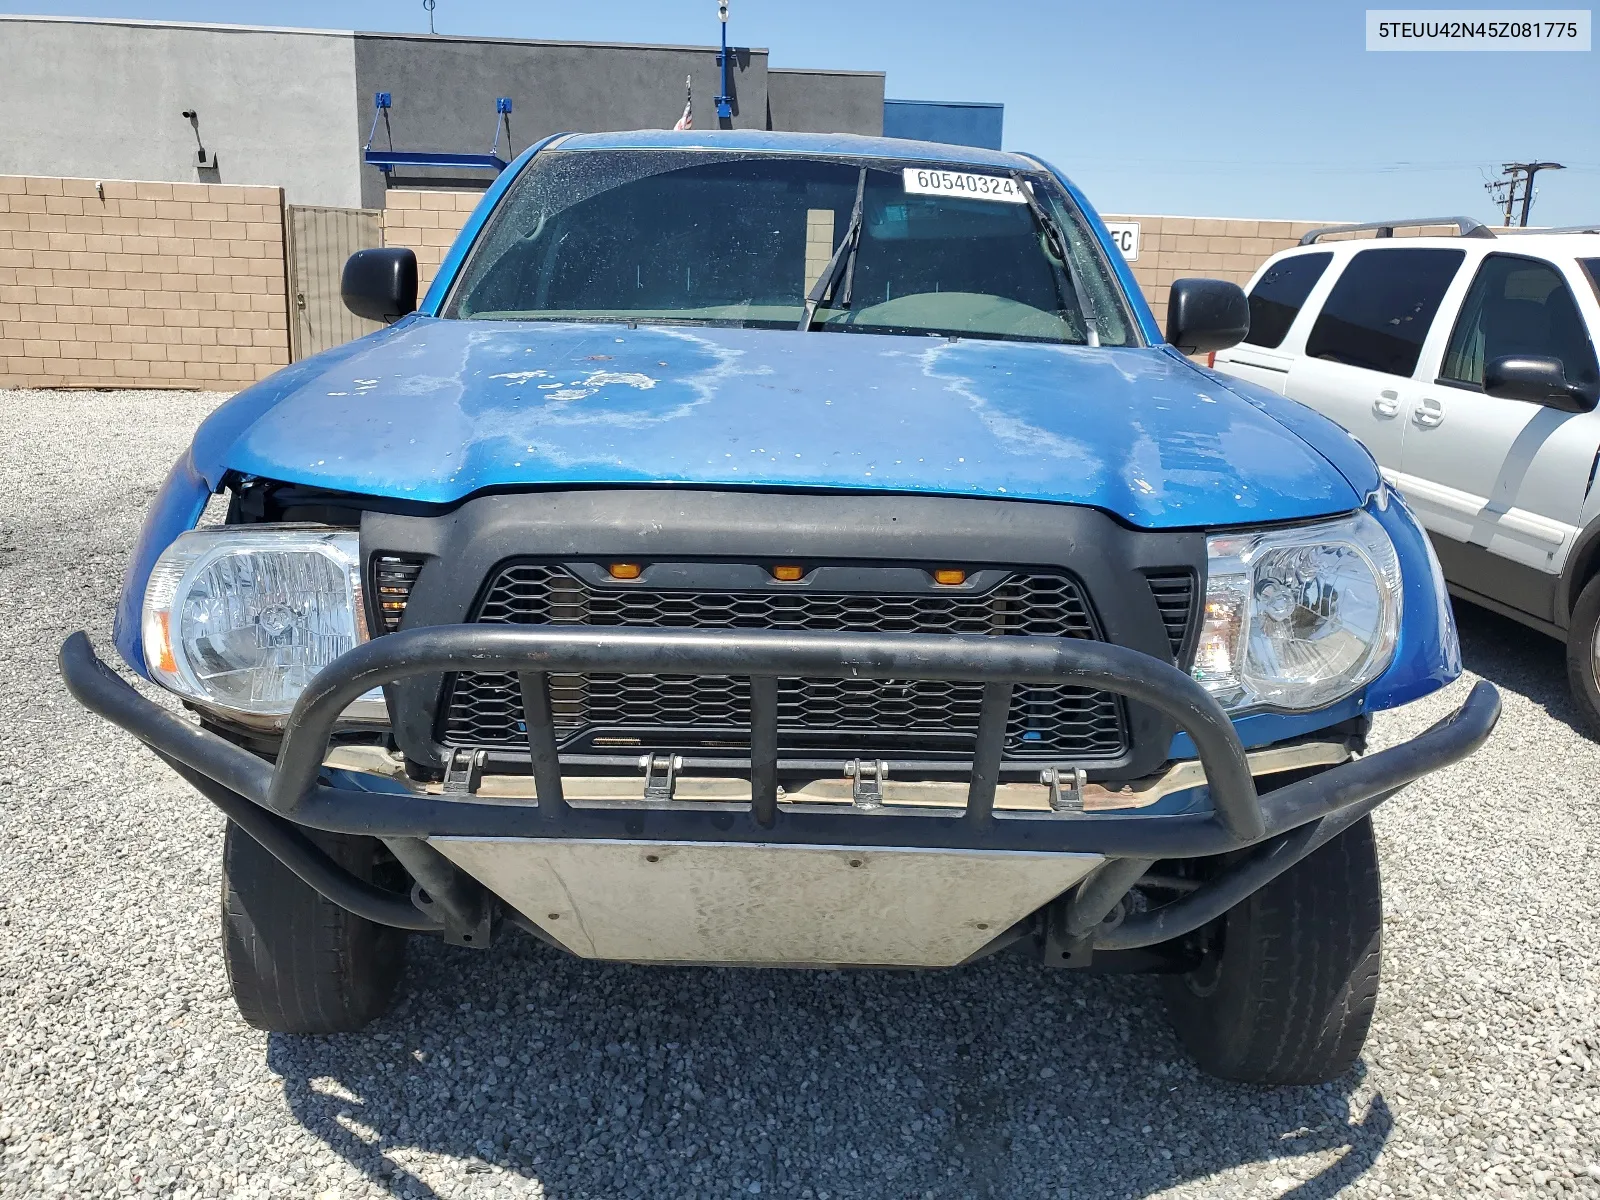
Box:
[772, 564, 804, 581]
[608, 562, 642, 580]
[152, 611, 178, 675]
[933, 568, 967, 586]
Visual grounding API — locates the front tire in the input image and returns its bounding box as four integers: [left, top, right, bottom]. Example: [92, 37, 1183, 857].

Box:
[221, 822, 407, 1034]
[1163, 816, 1382, 1085]
[1565, 573, 1600, 738]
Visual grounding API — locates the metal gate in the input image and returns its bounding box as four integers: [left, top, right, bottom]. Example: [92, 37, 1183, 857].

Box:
[285, 205, 384, 361]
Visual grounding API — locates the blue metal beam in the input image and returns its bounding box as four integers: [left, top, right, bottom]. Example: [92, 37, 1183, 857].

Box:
[362, 91, 515, 176]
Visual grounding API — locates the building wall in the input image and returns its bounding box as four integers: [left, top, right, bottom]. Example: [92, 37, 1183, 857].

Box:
[0, 17, 362, 209]
[353, 34, 775, 207]
[768, 69, 885, 136]
[882, 100, 1002, 150]
[0, 17, 906, 216]
[0, 175, 289, 389]
[380, 190, 485, 295]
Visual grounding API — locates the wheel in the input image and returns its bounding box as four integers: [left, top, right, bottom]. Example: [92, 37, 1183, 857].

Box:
[221, 821, 407, 1034]
[1565, 573, 1600, 738]
[1162, 816, 1382, 1085]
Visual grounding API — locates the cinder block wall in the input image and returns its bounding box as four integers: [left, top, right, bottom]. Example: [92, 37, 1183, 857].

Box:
[0, 176, 289, 389]
[380, 190, 484, 296]
[1102, 215, 1327, 332]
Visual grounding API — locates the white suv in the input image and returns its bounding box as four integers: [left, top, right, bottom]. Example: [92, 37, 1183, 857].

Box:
[1214, 218, 1600, 728]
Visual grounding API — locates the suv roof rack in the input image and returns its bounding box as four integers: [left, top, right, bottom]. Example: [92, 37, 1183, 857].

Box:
[1298, 216, 1496, 245]
[1493, 224, 1600, 236]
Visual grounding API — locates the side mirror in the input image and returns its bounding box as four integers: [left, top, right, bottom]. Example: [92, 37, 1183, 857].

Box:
[342, 247, 418, 324]
[1484, 355, 1599, 414]
[1165, 278, 1250, 355]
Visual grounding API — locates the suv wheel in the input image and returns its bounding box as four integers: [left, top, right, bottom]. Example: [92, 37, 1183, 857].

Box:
[1162, 816, 1382, 1085]
[1565, 573, 1600, 738]
[221, 822, 407, 1033]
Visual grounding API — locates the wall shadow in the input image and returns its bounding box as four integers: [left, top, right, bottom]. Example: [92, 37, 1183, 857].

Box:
[269, 934, 1391, 1199]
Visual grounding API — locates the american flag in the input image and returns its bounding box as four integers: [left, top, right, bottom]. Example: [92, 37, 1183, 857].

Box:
[673, 74, 692, 130]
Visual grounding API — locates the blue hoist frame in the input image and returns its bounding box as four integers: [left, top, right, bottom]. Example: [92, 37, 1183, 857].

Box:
[363, 92, 515, 174]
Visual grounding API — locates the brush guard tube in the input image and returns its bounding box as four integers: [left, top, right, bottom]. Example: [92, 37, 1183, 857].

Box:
[60, 627, 1499, 948]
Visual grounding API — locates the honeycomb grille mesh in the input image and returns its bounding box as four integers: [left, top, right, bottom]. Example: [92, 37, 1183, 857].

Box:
[441, 564, 1129, 760]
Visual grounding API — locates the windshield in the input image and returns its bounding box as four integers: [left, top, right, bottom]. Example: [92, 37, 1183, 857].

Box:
[443, 149, 1136, 346]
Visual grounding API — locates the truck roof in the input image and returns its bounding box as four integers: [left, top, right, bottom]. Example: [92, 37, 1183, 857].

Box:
[555, 129, 1037, 172]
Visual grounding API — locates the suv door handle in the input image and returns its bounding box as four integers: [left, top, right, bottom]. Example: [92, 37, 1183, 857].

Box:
[1412, 397, 1445, 428]
[1373, 390, 1400, 418]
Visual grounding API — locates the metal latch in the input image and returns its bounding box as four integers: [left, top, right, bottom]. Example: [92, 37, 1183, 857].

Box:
[844, 759, 889, 809]
[638, 753, 683, 801]
[1040, 765, 1087, 811]
[443, 747, 485, 795]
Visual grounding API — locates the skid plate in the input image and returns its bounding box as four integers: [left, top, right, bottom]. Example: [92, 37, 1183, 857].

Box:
[429, 837, 1102, 967]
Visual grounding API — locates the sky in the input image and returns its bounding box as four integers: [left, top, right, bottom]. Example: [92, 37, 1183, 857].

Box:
[5, 0, 1597, 225]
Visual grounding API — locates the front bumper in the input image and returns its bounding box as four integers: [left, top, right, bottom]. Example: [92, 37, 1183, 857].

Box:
[61, 625, 1499, 959]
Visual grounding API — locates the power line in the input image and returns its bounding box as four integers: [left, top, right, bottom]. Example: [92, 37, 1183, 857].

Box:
[1485, 161, 1565, 226]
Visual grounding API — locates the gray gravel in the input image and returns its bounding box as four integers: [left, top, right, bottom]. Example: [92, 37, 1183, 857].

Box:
[1, 385, 1598, 1200]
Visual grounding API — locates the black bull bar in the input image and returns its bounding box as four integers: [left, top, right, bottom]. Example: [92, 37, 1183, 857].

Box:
[60, 626, 1500, 952]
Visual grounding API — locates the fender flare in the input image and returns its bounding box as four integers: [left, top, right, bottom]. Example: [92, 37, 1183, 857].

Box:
[1557, 514, 1600, 629]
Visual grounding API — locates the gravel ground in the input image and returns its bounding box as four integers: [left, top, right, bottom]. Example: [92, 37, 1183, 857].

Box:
[1, 386, 1598, 1200]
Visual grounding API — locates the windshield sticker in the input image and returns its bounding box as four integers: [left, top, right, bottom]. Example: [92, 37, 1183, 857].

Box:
[902, 168, 1027, 204]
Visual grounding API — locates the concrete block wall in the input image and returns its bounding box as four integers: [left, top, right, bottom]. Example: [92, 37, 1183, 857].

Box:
[1102, 215, 1326, 332]
[0, 176, 289, 389]
[380, 190, 484, 296]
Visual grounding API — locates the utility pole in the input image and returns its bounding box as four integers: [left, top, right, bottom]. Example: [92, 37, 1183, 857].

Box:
[1485, 162, 1565, 227]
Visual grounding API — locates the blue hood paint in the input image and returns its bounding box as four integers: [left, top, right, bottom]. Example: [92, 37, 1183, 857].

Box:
[1191, 357, 1383, 500]
[111, 126, 1459, 739]
[189, 318, 1358, 528]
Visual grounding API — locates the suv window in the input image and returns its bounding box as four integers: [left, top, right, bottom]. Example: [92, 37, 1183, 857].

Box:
[1440, 254, 1599, 390]
[1243, 252, 1331, 348]
[1582, 258, 1600, 302]
[1305, 247, 1465, 377]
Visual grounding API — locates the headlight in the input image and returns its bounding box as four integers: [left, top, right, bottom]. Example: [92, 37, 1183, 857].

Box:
[1193, 511, 1401, 713]
[142, 526, 373, 724]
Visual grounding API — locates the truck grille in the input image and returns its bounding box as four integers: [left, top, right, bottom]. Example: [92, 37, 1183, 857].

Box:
[440, 563, 1130, 760]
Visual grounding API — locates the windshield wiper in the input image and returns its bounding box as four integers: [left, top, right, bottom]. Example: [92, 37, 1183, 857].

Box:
[1014, 172, 1100, 348]
[798, 168, 868, 332]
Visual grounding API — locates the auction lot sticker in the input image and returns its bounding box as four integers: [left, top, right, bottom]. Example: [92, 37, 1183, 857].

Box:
[903, 169, 1027, 203]
[1366, 9, 1590, 49]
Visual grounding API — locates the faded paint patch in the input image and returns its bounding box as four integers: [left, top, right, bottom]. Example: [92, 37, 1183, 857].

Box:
[199, 317, 1359, 525]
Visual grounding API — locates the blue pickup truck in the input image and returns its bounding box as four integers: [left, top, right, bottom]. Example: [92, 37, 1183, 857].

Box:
[62, 131, 1498, 1085]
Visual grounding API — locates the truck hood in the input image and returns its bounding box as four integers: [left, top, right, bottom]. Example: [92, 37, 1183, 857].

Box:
[192, 317, 1360, 528]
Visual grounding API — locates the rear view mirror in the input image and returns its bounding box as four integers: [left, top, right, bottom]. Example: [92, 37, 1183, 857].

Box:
[1484, 355, 1599, 414]
[1166, 278, 1250, 355]
[342, 248, 418, 324]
